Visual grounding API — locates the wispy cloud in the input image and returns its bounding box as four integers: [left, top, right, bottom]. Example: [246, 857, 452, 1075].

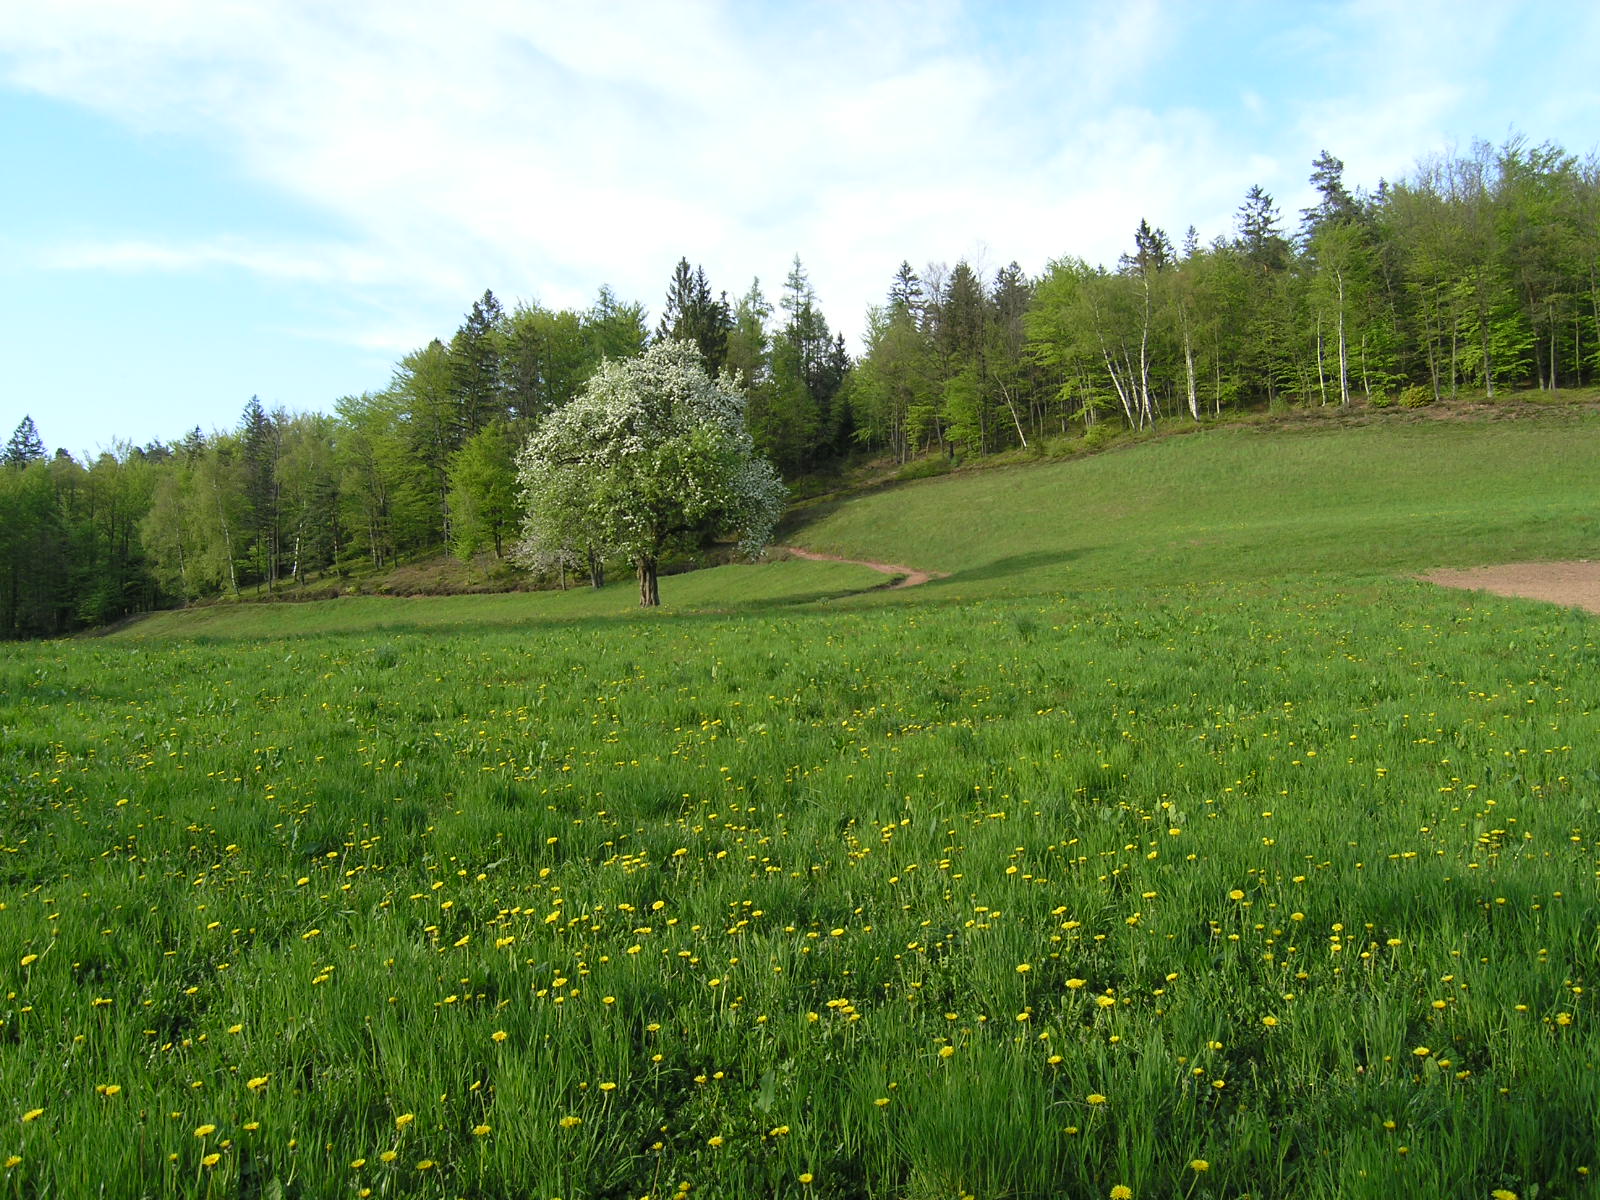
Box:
[4, 0, 1594, 356]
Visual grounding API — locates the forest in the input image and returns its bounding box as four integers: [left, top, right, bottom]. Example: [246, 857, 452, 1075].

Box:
[3, 135, 1598, 639]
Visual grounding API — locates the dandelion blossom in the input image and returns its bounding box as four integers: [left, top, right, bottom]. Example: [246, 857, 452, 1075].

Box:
[21, 1109, 43, 1123]
[201, 1153, 220, 1168]
[1086, 1093, 1107, 1105]
[246, 1076, 269, 1091]
[1491, 1191, 1518, 1200]
[472, 1125, 491, 1137]
[559, 1115, 582, 1129]
[1190, 1159, 1209, 1172]
[4, 1157, 20, 1169]
[1111, 1186, 1133, 1199]
[194, 1125, 216, 1138]
[491, 1030, 508, 1043]
[394, 1113, 414, 1131]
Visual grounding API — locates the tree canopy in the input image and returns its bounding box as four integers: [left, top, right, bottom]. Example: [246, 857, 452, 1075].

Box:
[514, 340, 784, 606]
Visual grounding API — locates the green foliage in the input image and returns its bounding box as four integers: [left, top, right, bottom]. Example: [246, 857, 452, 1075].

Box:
[1398, 384, 1434, 408]
[516, 340, 785, 605]
[448, 423, 519, 561]
[3, 415, 46, 466]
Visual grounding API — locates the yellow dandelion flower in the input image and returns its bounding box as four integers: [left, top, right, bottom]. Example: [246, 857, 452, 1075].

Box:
[938, 1045, 955, 1058]
[97, 1084, 123, 1097]
[1261, 1016, 1278, 1027]
[1190, 1159, 1209, 1172]
[227, 1024, 244, 1034]
[874, 1097, 890, 1107]
[243, 1121, 259, 1131]
[246, 1076, 269, 1091]
[201, 1153, 220, 1168]
[351, 1158, 367, 1169]
[1086, 1093, 1107, 1105]
[19, 955, 37, 967]
[1066, 979, 1087, 990]
[491, 1030, 508, 1042]
[707, 1136, 725, 1147]
[416, 1160, 434, 1170]
[472, 1125, 491, 1137]
[1412, 1046, 1430, 1058]
[3, 1156, 20, 1169]
[1228, 889, 1245, 901]
[379, 1150, 398, 1163]
[798, 1173, 814, 1185]
[1491, 1190, 1518, 1200]
[1111, 1185, 1133, 1200]
[394, 1113, 414, 1131]
[559, 1115, 582, 1129]
[194, 1124, 216, 1138]
[21, 1108, 43, 1123]
[599, 1081, 617, 1092]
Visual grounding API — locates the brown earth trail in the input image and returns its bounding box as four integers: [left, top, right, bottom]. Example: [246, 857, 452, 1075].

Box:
[1421, 561, 1600, 614]
[780, 546, 946, 589]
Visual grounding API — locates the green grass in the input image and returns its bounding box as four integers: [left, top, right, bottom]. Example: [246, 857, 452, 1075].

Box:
[3, 414, 1599, 1199]
[113, 557, 889, 641]
[792, 413, 1600, 596]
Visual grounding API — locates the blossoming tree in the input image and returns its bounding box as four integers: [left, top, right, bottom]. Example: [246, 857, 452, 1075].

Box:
[515, 340, 785, 606]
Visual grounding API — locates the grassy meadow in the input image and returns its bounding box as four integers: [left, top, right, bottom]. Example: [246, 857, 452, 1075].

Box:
[3, 413, 1600, 1199]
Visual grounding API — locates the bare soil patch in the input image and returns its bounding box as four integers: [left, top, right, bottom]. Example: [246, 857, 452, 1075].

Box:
[1420, 561, 1600, 614]
[780, 546, 946, 589]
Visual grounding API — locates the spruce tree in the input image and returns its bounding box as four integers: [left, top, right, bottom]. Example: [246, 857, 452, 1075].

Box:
[4, 416, 46, 467]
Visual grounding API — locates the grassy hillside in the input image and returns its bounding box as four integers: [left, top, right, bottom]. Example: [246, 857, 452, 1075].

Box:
[792, 411, 1600, 597]
[4, 413, 1598, 1199]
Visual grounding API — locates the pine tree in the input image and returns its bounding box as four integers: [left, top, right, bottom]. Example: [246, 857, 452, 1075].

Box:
[450, 290, 506, 439]
[4, 416, 46, 467]
[657, 259, 732, 370]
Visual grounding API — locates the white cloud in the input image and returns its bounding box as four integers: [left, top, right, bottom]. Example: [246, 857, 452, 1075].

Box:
[2, 0, 1590, 363]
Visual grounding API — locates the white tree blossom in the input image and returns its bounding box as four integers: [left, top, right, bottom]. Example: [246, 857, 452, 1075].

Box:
[515, 340, 785, 605]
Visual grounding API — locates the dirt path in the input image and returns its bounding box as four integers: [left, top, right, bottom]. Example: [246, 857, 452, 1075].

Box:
[1420, 561, 1600, 615]
[780, 546, 946, 589]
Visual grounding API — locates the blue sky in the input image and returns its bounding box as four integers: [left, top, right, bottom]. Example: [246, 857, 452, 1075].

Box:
[3, 0, 1597, 454]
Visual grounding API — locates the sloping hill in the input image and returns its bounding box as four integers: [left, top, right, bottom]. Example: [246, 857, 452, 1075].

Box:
[786, 412, 1600, 598]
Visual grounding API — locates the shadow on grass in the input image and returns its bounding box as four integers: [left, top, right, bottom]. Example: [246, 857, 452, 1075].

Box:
[939, 548, 1096, 588]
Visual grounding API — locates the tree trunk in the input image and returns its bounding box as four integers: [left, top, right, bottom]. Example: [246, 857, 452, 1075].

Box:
[588, 548, 605, 589]
[637, 556, 659, 607]
[1335, 268, 1350, 408]
[1315, 312, 1327, 405]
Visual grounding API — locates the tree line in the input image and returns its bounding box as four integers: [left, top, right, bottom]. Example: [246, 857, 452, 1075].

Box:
[3, 134, 1596, 636]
